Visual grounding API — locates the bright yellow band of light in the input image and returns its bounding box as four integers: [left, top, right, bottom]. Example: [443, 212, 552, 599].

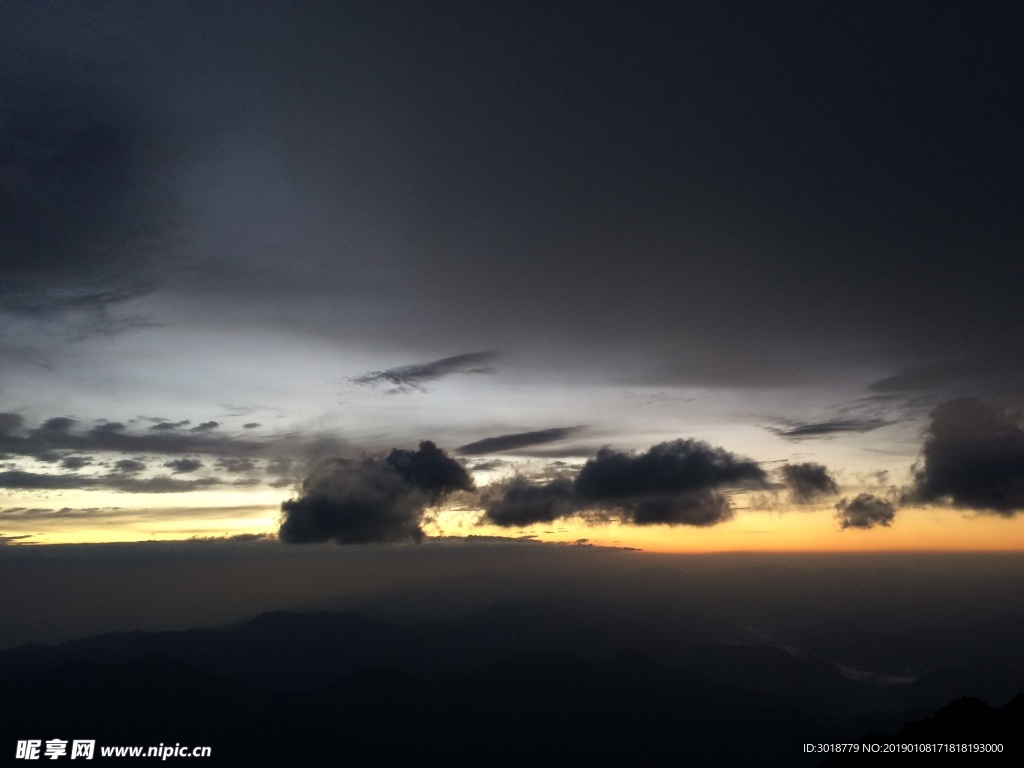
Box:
[4, 489, 1024, 551]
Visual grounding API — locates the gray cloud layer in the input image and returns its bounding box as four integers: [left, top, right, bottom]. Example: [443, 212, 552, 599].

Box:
[0, 470, 223, 494]
[0, 73, 179, 347]
[0, 410, 352, 494]
[5, 3, 1018, 388]
[0, 413, 259, 459]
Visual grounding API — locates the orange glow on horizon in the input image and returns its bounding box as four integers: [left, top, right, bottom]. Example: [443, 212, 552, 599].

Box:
[475, 505, 1024, 554]
[4, 492, 1023, 551]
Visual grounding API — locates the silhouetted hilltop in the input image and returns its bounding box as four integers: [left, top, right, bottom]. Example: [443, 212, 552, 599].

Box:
[820, 695, 1024, 766]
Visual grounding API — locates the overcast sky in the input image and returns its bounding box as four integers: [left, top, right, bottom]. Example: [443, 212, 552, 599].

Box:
[1, 1, 1023, 551]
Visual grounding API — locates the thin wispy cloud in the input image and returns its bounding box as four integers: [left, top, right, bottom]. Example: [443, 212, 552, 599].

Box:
[350, 352, 498, 394]
[767, 418, 892, 440]
[0, 470, 224, 493]
[458, 427, 584, 455]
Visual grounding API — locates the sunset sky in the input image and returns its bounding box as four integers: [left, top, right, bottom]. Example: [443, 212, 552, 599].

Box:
[2, 0, 1023, 554]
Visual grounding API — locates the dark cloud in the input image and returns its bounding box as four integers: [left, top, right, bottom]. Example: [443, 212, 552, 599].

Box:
[59, 456, 92, 471]
[780, 463, 839, 504]
[768, 419, 891, 440]
[164, 458, 203, 475]
[483, 477, 576, 527]
[351, 352, 498, 394]
[190, 421, 221, 432]
[624, 490, 735, 527]
[836, 494, 896, 530]
[113, 459, 146, 474]
[279, 441, 473, 544]
[573, 439, 766, 526]
[242, 423, 262, 430]
[909, 398, 1024, 515]
[574, 440, 766, 502]
[215, 458, 257, 474]
[385, 441, 474, 496]
[458, 427, 584, 456]
[483, 439, 766, 528]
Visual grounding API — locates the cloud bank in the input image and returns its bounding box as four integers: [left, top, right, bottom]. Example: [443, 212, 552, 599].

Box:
[483, 439, 767, 529]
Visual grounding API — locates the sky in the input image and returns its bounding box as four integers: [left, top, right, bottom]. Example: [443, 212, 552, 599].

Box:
[2, 0, 1024, 553]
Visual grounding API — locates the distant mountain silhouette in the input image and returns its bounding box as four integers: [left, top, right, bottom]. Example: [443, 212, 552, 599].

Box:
[0, 596, 748, 691]
[4, 602, 1022, 766]
[0, 610, 434, 692]
[820, 695, 1024, 766]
